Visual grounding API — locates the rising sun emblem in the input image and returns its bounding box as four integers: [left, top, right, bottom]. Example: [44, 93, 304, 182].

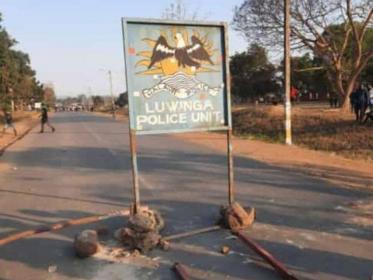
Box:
[135, 28, 223, 99]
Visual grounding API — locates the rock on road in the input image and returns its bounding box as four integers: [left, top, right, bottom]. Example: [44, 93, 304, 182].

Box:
[0, 112, 372, 280]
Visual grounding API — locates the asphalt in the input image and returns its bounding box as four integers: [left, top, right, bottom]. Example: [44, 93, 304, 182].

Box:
[0, 112, 371, 280]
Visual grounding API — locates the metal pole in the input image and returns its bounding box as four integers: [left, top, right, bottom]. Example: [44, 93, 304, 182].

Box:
[173, 263, 190, 280]
[284, 0, 292, 145]
[108, 70, 116, 120]
[129, 130, 140, 214]
[163, 225, 221, 241]
[227, 129, 234, 205]
[236, 230, 298, 280]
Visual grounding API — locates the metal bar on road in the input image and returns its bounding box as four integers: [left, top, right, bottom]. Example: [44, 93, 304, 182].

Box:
[227, 129, 234, 205]
[173, 262, 191, 280]
[163, 225, 221, 241]
[0, 209, 130, 246]
[129, 129, 140, 214]
[236, 231, 298, 280]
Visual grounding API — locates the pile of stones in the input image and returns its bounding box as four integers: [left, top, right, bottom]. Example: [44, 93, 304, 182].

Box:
[115, 208, 164, 253]
[73, 208, 165, 258]
[220, 202, 255, 231]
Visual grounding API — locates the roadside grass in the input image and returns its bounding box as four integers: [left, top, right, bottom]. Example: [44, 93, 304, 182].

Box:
[232, 104, 373, 161]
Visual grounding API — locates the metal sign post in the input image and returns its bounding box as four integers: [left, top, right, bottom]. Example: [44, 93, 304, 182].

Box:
[122, 18, 234, 211]
[129, 130, 140, 214]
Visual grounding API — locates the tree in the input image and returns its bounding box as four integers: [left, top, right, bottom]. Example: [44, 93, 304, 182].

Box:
[92, 95, 104, 109]
[291, 53, 330, 94]
[0, 14, 16, 108]
[230, 44, 279, 102]
[9, 50, 36, 109]
[43, 84, 56, 107]
[115, 92, 128, 107]
[0, 12, 43, 110]
[361, 54, 373, 85]
[233, 0, 373, 110]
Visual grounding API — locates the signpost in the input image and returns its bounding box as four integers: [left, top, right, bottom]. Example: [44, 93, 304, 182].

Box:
[122, 18, 233, 213]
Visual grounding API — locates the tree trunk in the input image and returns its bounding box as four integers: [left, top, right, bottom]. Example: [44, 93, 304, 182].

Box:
[340, 79, 356, 112]
[341, 95, 351, 112]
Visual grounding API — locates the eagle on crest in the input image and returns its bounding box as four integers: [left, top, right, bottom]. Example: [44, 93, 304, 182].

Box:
[148, 32, 214, 69]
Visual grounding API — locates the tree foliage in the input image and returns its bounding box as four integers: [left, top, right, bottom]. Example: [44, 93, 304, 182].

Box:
[0, 13, 43, 110]
[115, 92, 128, 107]
[291, 53, 330, 94]
[230, 44, 279, 102]
[43, 84, 56, 107]
[233, 0, 373, 110]
[92, 95, 104, 109]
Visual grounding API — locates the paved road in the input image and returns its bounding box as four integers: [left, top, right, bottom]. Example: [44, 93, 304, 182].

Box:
[0, 112, 372, 280]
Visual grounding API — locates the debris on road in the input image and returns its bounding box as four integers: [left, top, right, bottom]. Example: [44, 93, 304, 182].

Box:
[163, 225, 221, 241]
[74, 229, 100, 258]
[159, 239, 170, 251]
[220, 202, 255, 231]
[95, 226, 110, 237]
[220, 245, 230, 255]
[235, 230, 298, 280]
[173, 262, 191, 280]
[47, 265, 57, 273]
[0, 208, 130, 247]
[116, 208, 164, 253]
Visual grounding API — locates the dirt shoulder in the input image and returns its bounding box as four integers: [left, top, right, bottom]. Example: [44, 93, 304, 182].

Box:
[173, 131, 373, 191]
[0, 111, 39, 152]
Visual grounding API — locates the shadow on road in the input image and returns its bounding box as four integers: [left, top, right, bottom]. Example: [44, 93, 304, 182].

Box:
[0, 202, 372, 280]
[3, 144, 372, 242]
[0, 112, 371, 279]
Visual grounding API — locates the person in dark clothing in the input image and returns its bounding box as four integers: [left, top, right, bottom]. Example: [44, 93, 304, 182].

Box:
[333, 95, 339, 108]
[329, 91, 339, 108]
[350, 85, 368, 122]
[40, 106, 55, 133]
[1, 110, 17, 136]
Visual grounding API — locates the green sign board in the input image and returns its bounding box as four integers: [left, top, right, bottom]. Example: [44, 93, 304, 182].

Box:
[122, 18, 231, 135]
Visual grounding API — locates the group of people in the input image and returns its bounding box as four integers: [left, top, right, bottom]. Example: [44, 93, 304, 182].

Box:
[350, 84, 373, 123]
[1, 105, 55, 137]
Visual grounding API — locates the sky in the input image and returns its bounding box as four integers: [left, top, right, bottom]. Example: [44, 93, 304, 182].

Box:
[1, 0, 247, 97]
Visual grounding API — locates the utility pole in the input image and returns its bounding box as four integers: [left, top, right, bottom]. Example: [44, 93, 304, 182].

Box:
[284, 0, 292, 145]
[108, 70, 116, 120]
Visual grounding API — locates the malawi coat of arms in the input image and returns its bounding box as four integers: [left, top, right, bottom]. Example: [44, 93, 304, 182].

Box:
[135, 28, 223, 99]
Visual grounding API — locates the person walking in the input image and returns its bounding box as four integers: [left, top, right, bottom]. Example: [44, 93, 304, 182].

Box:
[1, 110, 17, 137]
[363, 84, 373, 123]
[351, 84, 368, 122]
[329, 91, 338, 108]
[40, 105, 55, 133]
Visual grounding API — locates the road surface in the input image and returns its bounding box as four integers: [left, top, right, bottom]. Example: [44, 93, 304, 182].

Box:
[0, 112, 372, 280]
